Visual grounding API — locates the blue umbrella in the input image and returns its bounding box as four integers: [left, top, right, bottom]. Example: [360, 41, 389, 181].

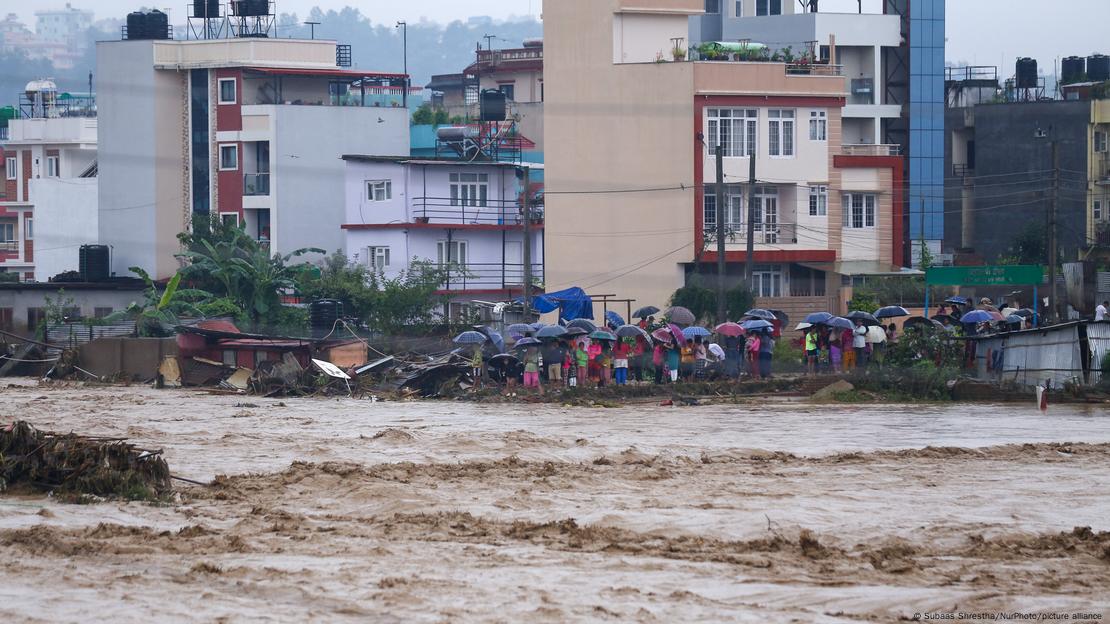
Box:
[826, 317, 855, 331]
[805, 312, 834, 324]
[741, 319, 773, 331]
[605, 311, 625, 329]
[589, 330, 617, 341]
[530, 322, 546, 331]
[743, 309, 778, 321]
[453, 331, 489, 345]
[946, 296, 970, 306]
[567, 319, 598, 333]
[536, 325, 568, 339]
[507, 323, 534, 337]
[682, 326, 711, 339]
[874, 306, 910, 319]
[960, 310, 994, 324]
[615, 324, 650, 340]
[513, 337, 542, 348]
[1006, 314, 1025, 325]
[474, 326, 506, 353]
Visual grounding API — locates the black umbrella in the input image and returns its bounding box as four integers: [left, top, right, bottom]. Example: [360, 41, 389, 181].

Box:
[666, 306, 696, 326]
[875, 305, 910, 319]
[904, 316, 944, 332]
[743, 308, 778, 321]
[615, 324, 651, 340]
[567, 319, 598, 333]
[845, 311, 881, 326]
[565, 327, 589, 337]
[632, 306, 660, 319]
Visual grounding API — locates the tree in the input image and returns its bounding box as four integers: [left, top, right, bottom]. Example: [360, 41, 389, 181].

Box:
[668, 282, 755, 324]
[997, 224, 1047, 266]
[109, 268, 212, 337]
[411, 104, 451, 126]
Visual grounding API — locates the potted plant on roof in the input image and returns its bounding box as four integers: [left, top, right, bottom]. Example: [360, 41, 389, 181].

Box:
[672, 45, 686, 62]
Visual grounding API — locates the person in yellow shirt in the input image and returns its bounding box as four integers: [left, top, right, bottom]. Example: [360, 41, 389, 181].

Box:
[680, 339, 695, 380]
[804, 328, 818, 375]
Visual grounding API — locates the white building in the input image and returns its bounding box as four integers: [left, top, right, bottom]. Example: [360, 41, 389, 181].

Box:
[1, 82, 97, 282]
[96, 37, 410, 280]
[342, 156, 544, 313]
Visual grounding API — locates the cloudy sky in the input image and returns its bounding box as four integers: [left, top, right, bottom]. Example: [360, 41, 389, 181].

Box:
[14, 0, 1110, 73]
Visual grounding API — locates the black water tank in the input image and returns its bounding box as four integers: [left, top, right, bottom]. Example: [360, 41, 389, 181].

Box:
[1061, 56, 1086, 85]
[146, 10, 170, 39]
[1088, 54, 1110, 82]
[1015, 57, 1038, 89]
[480, 89, 507, 122]
[193, 0, 221, 18]
[79, 245, 110, 282]
[309, 299, 343, 331]
[234, 0, 269, 16]
[126, 11, 146, 40]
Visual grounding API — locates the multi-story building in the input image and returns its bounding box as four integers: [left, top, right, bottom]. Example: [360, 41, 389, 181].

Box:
[689, 0, 945, 264]
[1, 81, 97, 282]
[341, 156, 544, 315]
[545, 0, 904, 319]
[96, 35, 410, 279]
[34, 3, 93, 43]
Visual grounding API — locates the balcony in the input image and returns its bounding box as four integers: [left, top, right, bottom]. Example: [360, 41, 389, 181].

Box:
[953, 163, 974, 177]
[841, 144, 902, 157]
[704, 223, 798, 245]
[435, 263, 545, 292]
[244, 173, 270, 196]
[0, 241, 19, 254]
[412, 197, 543, 228]
[0, 127, 8, 141]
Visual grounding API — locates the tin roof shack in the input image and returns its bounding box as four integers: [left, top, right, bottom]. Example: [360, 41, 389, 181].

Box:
[0, 279, 148, 339]
[971, 321, 1109, 389]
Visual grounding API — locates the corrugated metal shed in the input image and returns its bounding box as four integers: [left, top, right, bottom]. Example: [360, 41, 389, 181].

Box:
[1087, 322, 1110, 385]
[45, 321, 138, 348]
[999, 324, 1084, 388]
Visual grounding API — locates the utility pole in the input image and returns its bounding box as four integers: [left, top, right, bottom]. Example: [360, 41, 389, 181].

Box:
[715, 145, 727, 323]
[522, 166, 533, 320]
[396, 21, 408, 108]
[1048, 139, 1059, 323]
[744, 146, 757, 291]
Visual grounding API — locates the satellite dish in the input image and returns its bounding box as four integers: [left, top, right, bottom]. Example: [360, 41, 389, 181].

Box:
[312, 359, 351, 380]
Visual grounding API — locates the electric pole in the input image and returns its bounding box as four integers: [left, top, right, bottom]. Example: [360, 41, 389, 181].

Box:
[522, 166, 533, 320]
[1048, 139, 1059, 323]
[396, 21, 408, 108]
[744, 147, 757, 291]
[715, 145, 726, 323]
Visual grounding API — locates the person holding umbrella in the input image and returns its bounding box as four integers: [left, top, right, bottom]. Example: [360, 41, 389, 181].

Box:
[522, 345, 542, 392]
[664, 341, 680, 383]
[852, 319, 869, 368]
[613, 338, 631, 385]
[804, 327, 818, 375]
[470, 345, 484, 389]
[542, 339, 565, 386]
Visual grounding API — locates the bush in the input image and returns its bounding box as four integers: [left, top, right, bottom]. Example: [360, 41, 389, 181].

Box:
[773, 335, 805, 373]
[1102, 351, 1110, 374]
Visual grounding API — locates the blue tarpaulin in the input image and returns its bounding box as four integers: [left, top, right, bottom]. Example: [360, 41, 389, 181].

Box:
[521, 287, 594, 323]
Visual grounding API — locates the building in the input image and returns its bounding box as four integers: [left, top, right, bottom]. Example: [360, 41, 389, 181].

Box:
[689, 0, 946, 264]
[34, 3, 93, 43]
[96, 36, 410, 280]
[545, 0, 905, 319]
[341, 156, 543, 315]
[1, 80, 97, 282]
[0, 280, 144, 337]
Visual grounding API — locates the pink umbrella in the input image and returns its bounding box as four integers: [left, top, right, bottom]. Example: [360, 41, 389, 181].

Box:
[714, 322, 745, 337]
[668, 323, 687, 345]
[651, 328, 674, 345]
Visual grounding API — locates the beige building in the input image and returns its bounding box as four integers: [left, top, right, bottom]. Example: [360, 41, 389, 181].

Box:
[544, 0, 905, 319]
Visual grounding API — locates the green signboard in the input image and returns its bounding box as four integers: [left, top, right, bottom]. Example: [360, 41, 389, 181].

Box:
[925, 265, 1045, 287]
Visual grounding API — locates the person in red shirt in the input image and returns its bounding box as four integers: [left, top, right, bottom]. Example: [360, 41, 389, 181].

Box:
[613, 338, 632, 385]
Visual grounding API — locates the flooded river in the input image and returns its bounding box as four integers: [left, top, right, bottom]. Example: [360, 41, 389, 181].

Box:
[2, 383, 1108, 622]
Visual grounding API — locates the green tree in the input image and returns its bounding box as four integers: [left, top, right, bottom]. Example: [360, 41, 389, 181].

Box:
[668, 282, 755, 324]
[411, 104, 452, 126]
[110, 268, 212, 337]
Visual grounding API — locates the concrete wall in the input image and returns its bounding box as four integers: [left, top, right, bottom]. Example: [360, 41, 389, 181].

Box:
[0, 286, 144, 336]
[29, 177, 98, 281]
[78, 337, 177, 380]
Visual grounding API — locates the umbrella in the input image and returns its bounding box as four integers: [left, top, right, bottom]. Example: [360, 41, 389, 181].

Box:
[615, 324, 650, 340]
[536, 325, 569, 339]
[904, 316, 944, 332]
[683, 326, 711, 339]
[605, 311, 626, 329]
[986, 310, 1005, 321]
[474, 325, 505, 353]
[741, 319, 773, 332]
[651, 328, 675, 344]
[960, 310, 995, 324]
[805, 312, 834, 324]
[667, 323, 687, 345]
[795, 322, 813, 331]
[565, 327, 589, 337]
[743, 308, 778, 321]
[1013, 308, 1036, 319]
[874, 306, 910, 319]
[1000, 307, 1019, 318]
[714, 322, 745, 337]
[769, 309, 790, 324]
[632, 306, 660, 319]
[488, 353, 520, 367]
[666, 306, 696, 326]
[845, 311, 881, 326]
[513, 337, 542, 348]
[530, 322, 546, 330]
[1006, 314, 1026, 326]
[866, 325, 887, 344]
[453, 331, 488, 345]
[589, 330, 617, 341]
[708, 343, 726, 360]
[826, 317, 855, 331]
[507, 323, 534, 337]
[567, 319, 598, 333]
[945, 296, 970, 306]
[931, 314, 957, 324]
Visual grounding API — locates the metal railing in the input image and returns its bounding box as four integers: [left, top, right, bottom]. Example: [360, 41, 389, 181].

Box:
[786, 63, 843, 76]
[244, 173, 270, 196]
[841, 144, 903, 157]
[0, 127, 8, 140]
[412, 197, 543, 226]
[0, 241, 19, 253]
[953, 163, 974, 177]
[703, 223, 797, 245]
[434, 262, 545, 292]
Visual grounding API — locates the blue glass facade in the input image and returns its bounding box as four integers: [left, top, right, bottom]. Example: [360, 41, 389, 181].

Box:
[908, 0, 945, 244]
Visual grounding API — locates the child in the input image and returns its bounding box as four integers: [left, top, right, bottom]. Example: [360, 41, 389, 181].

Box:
[565, 346, 577, 387]
[523, 346, 541, 389]
[664, 343, 680, 383]
[470, 346, 484, 389]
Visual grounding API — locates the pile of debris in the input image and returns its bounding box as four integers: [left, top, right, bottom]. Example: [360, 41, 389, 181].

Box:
[0, 421, 172, 501]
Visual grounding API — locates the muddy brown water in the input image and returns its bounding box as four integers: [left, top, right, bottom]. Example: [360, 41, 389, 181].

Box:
[1, 382, 1109, 622]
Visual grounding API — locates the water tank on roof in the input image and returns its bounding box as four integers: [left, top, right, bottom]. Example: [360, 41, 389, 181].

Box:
[1088, 54, 1110, 82]
[436, 126, 479, 141]
[1061, 56, 1086, 85]
[1015, 57, 1038, 89]
[126, 11, 146, 39]
[79, 245, 111, 282]
[522, 38, 543, 48]
[146, 10, 170, 40]
[309, 299, 343, 331]
[25, 79, 58, 118]
[193, 0, 221, 18]
[480, 89, 507, 122]
[233, 0, 269, 16]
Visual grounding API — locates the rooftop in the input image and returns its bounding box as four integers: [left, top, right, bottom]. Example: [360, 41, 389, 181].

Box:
[342, 155, 543, 169]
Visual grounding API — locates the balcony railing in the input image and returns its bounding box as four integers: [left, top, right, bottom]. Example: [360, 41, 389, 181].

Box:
[953, 163, 974, 177]
[0, 127, 8, 141]
[244, 173, 270, 196]
[433, 263, 545, 292]
[0, 241, 19, 253]
[841, 144, 903, 157]
[412, 197, 543, 226]
[703, 223, 798, 245]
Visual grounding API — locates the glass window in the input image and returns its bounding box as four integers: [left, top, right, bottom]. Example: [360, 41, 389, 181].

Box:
[735, 0, 743, 16]
[449, 172, 488, 207]
[437, 240, 468, 267]
[809, 186, 827, 216]
[46, 156, 59, 177]
[24, 218, 32, 241]
[5, 157, 15, 180]
[218, 78, 237, 104]
[367, 246, 390, 272]
[706, 108, 757, 158]
[809, 111, 827, 141]
[768, 109, 795, 157]
[1095, 199, 1104, 222]
[756, 0, 781, 15]
[220, 213, 239, 227]
[0, 221, 14, 243]
[366, 180, 392, 202]
[704, 0, 721, 13]
[218, 144, 238, 170]
[753, 186, 779, 243]
[842, 193, 877, 229]
[703, 185, 743, 231]
[752, 264, 782, 297]
[499, 84, 515, 101]
[1096, 131, 1108, 153]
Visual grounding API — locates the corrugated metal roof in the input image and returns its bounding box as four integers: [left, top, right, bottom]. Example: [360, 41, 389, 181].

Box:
[1087, 322, 1110, 385]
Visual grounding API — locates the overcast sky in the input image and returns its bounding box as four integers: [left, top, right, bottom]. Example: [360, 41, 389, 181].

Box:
[13, 0, 1110, 75]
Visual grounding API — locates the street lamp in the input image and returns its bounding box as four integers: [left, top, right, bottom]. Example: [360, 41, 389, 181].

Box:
[396, 21, 408, 109]
[304, 21, 319, 40]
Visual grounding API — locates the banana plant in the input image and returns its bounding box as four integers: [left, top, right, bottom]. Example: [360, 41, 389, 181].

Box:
[109, 268, 212, 337]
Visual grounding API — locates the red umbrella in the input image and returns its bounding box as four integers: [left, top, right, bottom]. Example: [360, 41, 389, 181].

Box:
[668, 323, 686, 345]
[651, 328, 674, 344]
[714, 322, 745, 337]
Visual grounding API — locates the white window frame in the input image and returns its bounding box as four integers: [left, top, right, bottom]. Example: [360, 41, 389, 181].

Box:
[367, 246, 391, 272]
[752, 264, 783, 298]
[366, 180, 392, 202]
[0, 221, 14, 243]
[734, 0, 743, 17]
[46, 156, 59, 177]
[437, 240, 469, 268]
[809, 185, 828, 217]
[1096, 130, 1108, 153]
[5, 157, 15, 180]
[753, 186, 780, 243]
[449, 172, 489, 208]
[1095, 198, 1104, 222]
[768, 109, 795, 158]
[220, 213, 239, 227]
[218, 78, 237, 105]
[218, 144, 238, 171]
[842, 193, 877, 229]
[706, 108, 758, 158]
[703, 185, 744, 232]
[809, 110, 827, 141]
[24, 217, 33, 241]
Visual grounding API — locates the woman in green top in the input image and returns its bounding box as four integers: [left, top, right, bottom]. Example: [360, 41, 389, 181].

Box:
[575, 341, 590, 387]
[805, 328, 818, 375]
[470, 346, 484, 389]
[523, 346, 541, 389]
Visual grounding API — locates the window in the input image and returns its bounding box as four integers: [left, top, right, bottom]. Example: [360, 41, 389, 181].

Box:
[1096, 131, 1108, 153]
[24, 218, 32, 241]
[218, 78, 237, 104]
[752, 264, 783, 298]
[498, 84, 515, 101]
[5, 157, 15, 180]
[46, 156, 59, 177]
[220, 213, 239, 228]
[703, 185, 744, 231]
[842, 193, 877, 229]
[809, 111, 827, 141]
[753, 186, 779, 243]
[704, 0, 721, 13]
[437, 240, 468, 268]
[218, 144, 238, 170]
[756, 0, 782, 15]
[768, 109, 795, 157]
[706, 108, 758, 158]
[94, 307, 113, 319]
[366, 246, 390, 272]
[809, 186, 828, 216]
[366, 180, 392, 202]
[1095, 199, 1104, 221]
[735, 0, 743, 17]
[0, 221, 14, 243]
[450, 172, 488, 207]
[27, 308, 45, 333]
[0, 307, 12, 332]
